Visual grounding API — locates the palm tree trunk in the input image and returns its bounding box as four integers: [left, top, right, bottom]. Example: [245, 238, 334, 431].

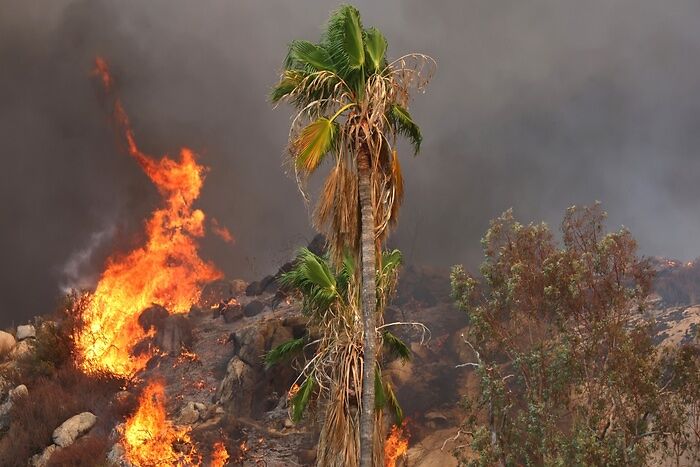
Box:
[358, 146, 378, 467]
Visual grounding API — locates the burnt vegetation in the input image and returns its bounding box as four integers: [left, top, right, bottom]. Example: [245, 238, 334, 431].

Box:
[0, 298, 130, 466]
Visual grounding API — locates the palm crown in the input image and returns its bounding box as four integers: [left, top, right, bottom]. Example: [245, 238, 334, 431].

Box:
[271, 5, 435, 260]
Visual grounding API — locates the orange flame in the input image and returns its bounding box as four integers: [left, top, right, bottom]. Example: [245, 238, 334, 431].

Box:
[211, 441, 230, 467]
[122, 382, 201, 466]
[74, 58, 223, 377]
[211, 218, 235, 244]
[384, 422, 409, 467]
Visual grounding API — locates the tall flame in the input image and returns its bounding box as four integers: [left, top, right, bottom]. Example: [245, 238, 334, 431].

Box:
[74, 57, 222, 377]
[122, 381, 200, 466]
[211, 441, 230, 467]
[384, 422, 409, 467]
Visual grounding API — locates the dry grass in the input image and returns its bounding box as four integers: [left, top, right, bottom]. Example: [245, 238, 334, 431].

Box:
[0, 365, 129, 466]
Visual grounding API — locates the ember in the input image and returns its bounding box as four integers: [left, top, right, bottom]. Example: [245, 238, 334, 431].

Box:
[74, 57, 223, 377]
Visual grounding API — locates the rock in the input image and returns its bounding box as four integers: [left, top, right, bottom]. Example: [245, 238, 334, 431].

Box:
[138, 305, 169, 330]
[29, 444, 58, 467]
[269, 325, 294, 351]
[222, 302, 244, 323]
[178, 402, 201, 425]
[0, 384, 28, 430]
[9, 339, 34, 360]
[233, 326, 267, 366]
[107, 443, 135, 467]
[307, 233, 327, 256]
[231, 279, 247, 295]
[298, 448, 317, 465]
[158, 315, 193, 353]
[243, 300, 265, 318]
[138, 308, 194, 355]
[246, 275, 275, 296]
[16, 324, 36, 341]
[10, 384, 28, 401]
[199, 280, 235, 308]
[0, 331, 16, 358]
[283, 418, 294, 428]
[52, 412, 97, 447]
[217, 356, 256, 416]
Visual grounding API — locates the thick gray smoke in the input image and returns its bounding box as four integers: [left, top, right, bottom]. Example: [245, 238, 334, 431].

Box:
[2, 0, 700, 325]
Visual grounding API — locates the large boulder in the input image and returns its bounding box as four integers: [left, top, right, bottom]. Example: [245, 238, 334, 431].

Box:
[243, 300, 265, 318]
[217, 356, 256, 416]
[155, 315, 193, 354]
[137, 307, 193, 354]
[16, 324, 36, 341]
[0, 331, 15, 358]
[52, 412, 97, 447]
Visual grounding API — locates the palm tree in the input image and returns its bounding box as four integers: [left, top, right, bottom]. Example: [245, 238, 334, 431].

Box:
[270, 5, 433, 465]
[266, 247, 408, 466]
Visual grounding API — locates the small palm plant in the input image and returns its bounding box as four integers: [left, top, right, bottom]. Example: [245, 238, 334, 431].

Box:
[266, 248, 409, 467]
[271, 7, 433, 463]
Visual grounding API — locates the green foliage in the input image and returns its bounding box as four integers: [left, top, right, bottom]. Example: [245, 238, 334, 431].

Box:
[451, 204, 700, 466]
[265, 337, 306, 370]
[389, 105, 422, 154]
[381, 331, 411, 362]
[291, 374, 316, 422]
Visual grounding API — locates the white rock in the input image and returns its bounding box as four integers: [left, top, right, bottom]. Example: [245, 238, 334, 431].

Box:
[0, 331, 16, 358]
[9, 384, 28, 401]
[52, 412, 97, 447]
[16, 324, 36, 341]
[29, 444, 58, 467]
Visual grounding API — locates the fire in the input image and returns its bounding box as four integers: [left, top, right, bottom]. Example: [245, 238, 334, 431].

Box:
[211, 441, 229, 467]
[384, 422, 409, 467]
[74, 58, 223, 377]
[211, 218, 235, 244]
[122, 381, 200, 466]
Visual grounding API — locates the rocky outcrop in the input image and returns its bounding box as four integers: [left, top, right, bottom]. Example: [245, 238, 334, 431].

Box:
[0, 331, 15, 358]
[0, 384, 28, 430]
[177, 401, 207, 425]
[16, 324, 36, 341]
[29, 444, 58, 467]
[217, 356, 256, 416]
[52, 411, 97, 447]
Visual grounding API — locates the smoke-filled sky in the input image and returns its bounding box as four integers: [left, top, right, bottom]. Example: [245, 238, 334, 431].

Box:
[2, 0, 700, 325]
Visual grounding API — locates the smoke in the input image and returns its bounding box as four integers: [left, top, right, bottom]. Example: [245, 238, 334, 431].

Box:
[2, 0, 700, 325]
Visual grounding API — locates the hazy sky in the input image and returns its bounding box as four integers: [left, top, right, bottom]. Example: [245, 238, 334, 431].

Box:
[2, 0, 700, 325]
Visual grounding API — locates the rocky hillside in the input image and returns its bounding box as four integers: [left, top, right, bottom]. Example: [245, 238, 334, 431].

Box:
[0, 251, 698, 466]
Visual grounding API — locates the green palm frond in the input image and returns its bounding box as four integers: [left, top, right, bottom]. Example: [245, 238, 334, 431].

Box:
[292, 118, 337, 173]
[382, 331, 411, 362]
[374, 365, 386, 409]
[323, 5, 365, 74]
[389, 104, 422, 154]
[265, 337, 307, 369]
[291, 374, 316, 422]
[385, 380, 404, 424]
[364, 27, 387, 73]
[270, 70, 304, 103]
[286, 40, 335, 72]
[279, 248, 341, 315]
[381, 249, 402, 277]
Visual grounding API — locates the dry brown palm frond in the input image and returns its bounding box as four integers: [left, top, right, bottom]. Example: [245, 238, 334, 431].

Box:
[385, 53, 437, 104]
